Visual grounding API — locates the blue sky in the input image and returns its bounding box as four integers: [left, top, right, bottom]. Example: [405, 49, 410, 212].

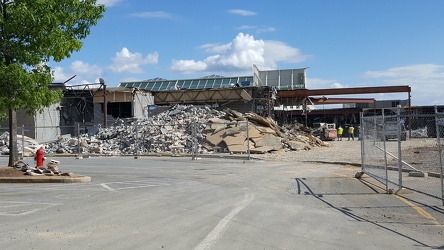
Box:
[51, 0, 444, 106]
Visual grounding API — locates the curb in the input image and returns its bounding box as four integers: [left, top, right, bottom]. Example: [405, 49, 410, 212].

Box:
[0, 175, 92, 183]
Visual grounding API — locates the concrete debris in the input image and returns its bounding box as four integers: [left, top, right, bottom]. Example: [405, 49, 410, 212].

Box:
[195, 107, 324, 154]
[12, 159, 62, 176]
[39, 105, 226, 155]
[47, 159, 60, 172]
[5, 105, 329, 156]
[410, 127, 428, 138]
[0, 133, 41, 156]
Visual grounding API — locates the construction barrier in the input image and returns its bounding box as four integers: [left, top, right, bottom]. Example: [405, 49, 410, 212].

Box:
[360, 107, 444, 205]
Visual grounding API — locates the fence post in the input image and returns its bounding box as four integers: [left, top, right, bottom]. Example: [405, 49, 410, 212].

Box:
[135, 124, 139, 159]
[435, 106, 444, 205]
[381, 110, 389, 192]
[360, 112, 364, 173]
[77, 123, 82, 159]
[396, 107, 403, 191]
[246, 121, 251, 160]
[21, 124, 25, 160]
[191, 122, 197, 160]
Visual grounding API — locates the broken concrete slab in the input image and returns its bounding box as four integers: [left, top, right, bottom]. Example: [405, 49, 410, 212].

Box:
[223, 134, 246, 146]
[250, 146, 274, 154]
[247, 125, 262, 139]
[254, 133, 283, 150]
[255, 126, 277, 135]
[287, 140, 311, 151]
[226, 139, 250, 153]
[206, 130, 226, 146]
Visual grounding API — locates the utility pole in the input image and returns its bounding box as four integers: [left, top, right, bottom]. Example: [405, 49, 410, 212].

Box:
[99, 78, 107, 128]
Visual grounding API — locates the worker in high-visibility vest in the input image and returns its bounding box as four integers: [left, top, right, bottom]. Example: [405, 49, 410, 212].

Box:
[337, 125, 343, 141]
[348, 125, 355, 141]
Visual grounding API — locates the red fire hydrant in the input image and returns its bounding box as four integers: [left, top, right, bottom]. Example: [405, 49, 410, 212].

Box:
[35, 147, 45, 168]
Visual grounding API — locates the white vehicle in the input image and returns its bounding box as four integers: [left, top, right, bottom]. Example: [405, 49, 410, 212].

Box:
[383, 121, 407, 141]
[312, 123, 338, 141]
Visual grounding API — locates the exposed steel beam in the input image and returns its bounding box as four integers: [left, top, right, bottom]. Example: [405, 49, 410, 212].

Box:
[310, 97, 375, 104]
[277, 85, 411, 98]
[285, 108, 362, 116]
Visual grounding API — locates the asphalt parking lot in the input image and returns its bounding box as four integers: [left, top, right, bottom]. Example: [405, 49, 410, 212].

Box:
[0, 155, 443, 249]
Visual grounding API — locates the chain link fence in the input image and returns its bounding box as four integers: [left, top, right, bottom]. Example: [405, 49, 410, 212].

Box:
[361, 108, 444, 205]
[0, 120, 251, 161]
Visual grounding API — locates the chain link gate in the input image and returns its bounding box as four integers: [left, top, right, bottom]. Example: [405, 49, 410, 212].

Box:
[360, 107, 444, 205]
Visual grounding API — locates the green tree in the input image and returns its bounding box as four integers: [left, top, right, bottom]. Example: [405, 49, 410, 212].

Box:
[0, 0, 105, 166]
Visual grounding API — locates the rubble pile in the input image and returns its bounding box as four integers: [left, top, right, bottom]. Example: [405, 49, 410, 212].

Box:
[3, 105, 328, 156]
[46, 105, 227, 155]
[0, 133, 41, 156]
[205, 109, 326, 154]
[12, 159, 74, 176]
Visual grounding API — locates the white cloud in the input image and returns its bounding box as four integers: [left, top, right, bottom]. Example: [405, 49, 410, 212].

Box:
[307, 78, 347, 89]
[236, 25, 257, 30]
[51, 65, 94, 86]
[198, 43, 231, 54]
[51, 61, 106, 86]
[218, 33, 265, 68]
[70, 60, 103, 76]
[257, 27, 276, 33]
[96, 0, 122, 7]
[263, 40, 309, 67]
[171, 33, 308, 75]
[236, 25, 276, 34]
[110, 47, 158, 73]
[171, 60, 208, 74]
[52, 66, 71, 83]
[228, 9, 257, 16]
[363, 64, 444, 105]
[78, 79, 94, 85]
[364, 64, 444, 79]
[131, 11, 173, 19]
[119, 76, 144, 83]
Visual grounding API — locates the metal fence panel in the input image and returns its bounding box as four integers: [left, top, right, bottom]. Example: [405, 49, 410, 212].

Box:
[361, 115, 399, 192]
[361, 109, 444, 205]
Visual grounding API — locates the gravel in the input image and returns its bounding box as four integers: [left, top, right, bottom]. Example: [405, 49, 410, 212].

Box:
[255, 139, 362, 164]
[256, 137, 443, 176]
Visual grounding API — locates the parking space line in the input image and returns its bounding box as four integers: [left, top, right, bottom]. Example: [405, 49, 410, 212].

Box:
[394, 195, 440, 225]
[100, 183, 115, 191]
[358, 178, 440, 224]
[0, 201, 61, 216]
[195, 193, 255, 250]
[99, 180, 184, 191]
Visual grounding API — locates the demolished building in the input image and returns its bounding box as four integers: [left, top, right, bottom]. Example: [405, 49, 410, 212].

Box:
[0, 105, 326, 157]
[50, 105, 326, 156]
[0, 65, 413, 157]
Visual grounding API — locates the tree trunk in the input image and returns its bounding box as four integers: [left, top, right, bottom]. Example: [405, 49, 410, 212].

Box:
[8, 109, 18, 166]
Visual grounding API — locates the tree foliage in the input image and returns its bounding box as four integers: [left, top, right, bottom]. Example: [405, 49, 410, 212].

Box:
[0, 0, 105, 165]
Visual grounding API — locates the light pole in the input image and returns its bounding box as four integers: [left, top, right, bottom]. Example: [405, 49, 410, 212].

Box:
[99, 78, 107, 128]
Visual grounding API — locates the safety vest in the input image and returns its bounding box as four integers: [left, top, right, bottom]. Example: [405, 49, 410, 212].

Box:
[348, 126, 354, 134]
[337, 127, 343, 134]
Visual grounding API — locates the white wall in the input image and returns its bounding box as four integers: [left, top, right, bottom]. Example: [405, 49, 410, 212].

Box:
[133, 92, 155, 118]
[34, 103, 61, 142]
